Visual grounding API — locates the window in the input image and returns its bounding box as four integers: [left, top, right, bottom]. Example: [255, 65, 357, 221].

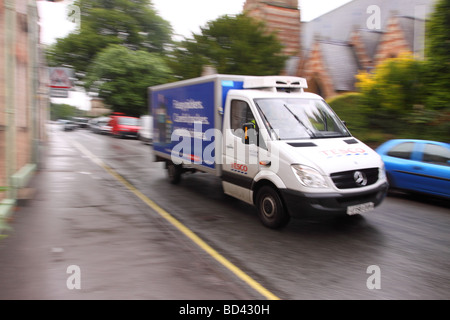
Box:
[230, 100, 263, 147]
[387, 142, 414, 160]
[422, 144, 450, 166]
[254, 98, 350, 140]
[230, 100, 255, 136]
[118, 117, 139, 126]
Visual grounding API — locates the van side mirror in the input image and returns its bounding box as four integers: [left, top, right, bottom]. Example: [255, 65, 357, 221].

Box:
[242, 122, 257, 145]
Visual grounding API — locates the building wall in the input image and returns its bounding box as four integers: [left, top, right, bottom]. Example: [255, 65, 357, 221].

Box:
[349, 31, 374, 72]
[297, 0, 436, 98]
[244, 0, 301, 57]
[0, 0, 6, 198]
[15, 9, 30, 173]
[299, 14, 417, 98]
[88, 98, 111, 117]
[0, 0, 48, 201]
[374, 16, 412, 65]
[300, 42, 335, 99]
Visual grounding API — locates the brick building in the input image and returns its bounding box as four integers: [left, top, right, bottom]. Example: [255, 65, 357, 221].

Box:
[243, 0, 437, 99]
[297, 0, 437, 99]
[0, 0, 49, 220]
[243, 0, 301, 57]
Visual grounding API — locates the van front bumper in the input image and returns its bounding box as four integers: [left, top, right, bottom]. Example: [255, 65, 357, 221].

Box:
[280, 183, 389, 218]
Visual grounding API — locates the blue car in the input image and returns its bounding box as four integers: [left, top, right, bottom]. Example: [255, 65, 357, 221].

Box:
[376, 139, 450, 199]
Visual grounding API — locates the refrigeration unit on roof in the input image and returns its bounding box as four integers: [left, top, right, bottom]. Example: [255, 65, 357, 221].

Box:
[243, 76, 308, 93]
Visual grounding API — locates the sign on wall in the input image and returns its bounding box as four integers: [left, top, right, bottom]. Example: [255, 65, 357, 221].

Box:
[49, 67, 74, 98]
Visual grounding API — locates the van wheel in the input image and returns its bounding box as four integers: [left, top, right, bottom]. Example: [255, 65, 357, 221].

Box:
[255, 186, 290, 229]
[167, 162, 182, 184]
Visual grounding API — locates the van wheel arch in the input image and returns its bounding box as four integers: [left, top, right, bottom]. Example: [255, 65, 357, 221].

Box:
[253, 180, 290, 229]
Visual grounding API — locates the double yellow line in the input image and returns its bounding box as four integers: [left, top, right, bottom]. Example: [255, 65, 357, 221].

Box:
[72, 141, 280, 300]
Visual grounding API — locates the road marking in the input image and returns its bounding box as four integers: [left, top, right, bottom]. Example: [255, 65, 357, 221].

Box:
[71, 141, 280, 300]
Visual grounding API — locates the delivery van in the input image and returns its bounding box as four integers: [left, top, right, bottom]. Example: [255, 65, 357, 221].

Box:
[149, 75, 388, 228]
[138, 115, 153, 144]
[109, 112, 140, 139]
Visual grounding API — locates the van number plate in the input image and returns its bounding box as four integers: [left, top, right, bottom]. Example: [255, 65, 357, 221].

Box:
[347, 202, 374, 215]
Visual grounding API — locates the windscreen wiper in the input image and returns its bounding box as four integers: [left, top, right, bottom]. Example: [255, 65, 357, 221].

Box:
[283, 104, 316, 138]
[255, 102, 280, 140]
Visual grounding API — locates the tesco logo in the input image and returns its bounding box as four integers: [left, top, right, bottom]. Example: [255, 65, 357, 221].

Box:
[319, 148, 367, 157]
[232, 163, 248, 172]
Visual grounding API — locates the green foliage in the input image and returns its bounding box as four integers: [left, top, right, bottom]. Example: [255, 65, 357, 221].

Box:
[46, 0, 173, 117]
[355, 54, 429, 135]
[327, 93, 395, 146]
[46, 0, 172, 76]
[425, 0, 450, 111]
[84, 45, 172, 116]
[327, 93, 366, 133]
[329, 0, 450, 146]
[339, 53, 449, 145]
[169, 14, 288, 79]
[50, 103, 86, 121]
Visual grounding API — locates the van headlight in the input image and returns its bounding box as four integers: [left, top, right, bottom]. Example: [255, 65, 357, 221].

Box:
[291, 165, 329, 188]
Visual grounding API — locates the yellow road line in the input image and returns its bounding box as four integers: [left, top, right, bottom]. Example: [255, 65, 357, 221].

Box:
[72, 141, 280, 300]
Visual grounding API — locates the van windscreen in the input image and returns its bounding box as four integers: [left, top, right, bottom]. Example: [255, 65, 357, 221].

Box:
[254, 98, 351, 140]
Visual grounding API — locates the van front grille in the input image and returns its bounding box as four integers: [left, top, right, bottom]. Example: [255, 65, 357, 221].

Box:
[330, 168, 379, 189]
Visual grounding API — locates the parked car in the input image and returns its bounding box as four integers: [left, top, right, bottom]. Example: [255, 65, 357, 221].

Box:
[73, 117, 89, 128]
[376, 139, 450, 199]
[109, 113, 140, 138]
[138, 115, 153, 144]
[62, 120, 77, 131]
[90, 116, 111, 134]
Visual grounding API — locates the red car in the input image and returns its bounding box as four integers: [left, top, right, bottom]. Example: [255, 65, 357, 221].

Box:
[109, 113, 140, 138]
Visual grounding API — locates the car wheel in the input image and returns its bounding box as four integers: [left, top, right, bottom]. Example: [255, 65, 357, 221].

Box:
[256, 186, 290, 229]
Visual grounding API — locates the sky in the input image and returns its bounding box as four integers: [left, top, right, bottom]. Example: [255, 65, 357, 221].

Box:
[38, 0, 353, 45]
[151, 0, 353, 39]
[37, 0, 353, 110]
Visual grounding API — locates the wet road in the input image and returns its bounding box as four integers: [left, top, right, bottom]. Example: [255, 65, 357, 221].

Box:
[2, 125, 449, 299]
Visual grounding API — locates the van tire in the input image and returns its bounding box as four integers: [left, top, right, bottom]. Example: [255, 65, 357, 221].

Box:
[255, 186, 290, 229]
[167, 162, 182, 184]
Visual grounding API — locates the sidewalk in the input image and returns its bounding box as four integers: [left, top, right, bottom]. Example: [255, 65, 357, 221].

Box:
[0, 129, 254, 300]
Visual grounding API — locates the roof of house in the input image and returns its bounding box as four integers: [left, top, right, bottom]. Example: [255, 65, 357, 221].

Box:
[319, 40, 360, 91]
[302, 0, 437, 50]
[356, 28, 384, 59]
[397, 16, 427, 54]
[300, 0, 436, 92]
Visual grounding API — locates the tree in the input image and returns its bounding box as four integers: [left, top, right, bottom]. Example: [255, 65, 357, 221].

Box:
[84, 45, 172, 116]
[169, 14, 288, 79]
[425, 0, 450, 111]
[50, 103, 86, 121]
[46, 0, 172, 76]
[335, 1, 450, 144]
[355, 52, 449, 141]
[355, 54, 430, 134]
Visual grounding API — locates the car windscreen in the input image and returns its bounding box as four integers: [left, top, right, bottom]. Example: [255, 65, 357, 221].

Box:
[118, 117, 139, 126]
[255, 98, 351, 140]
